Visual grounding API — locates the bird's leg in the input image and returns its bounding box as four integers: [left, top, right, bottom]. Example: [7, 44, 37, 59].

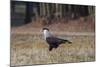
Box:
[49, 45, 53, 51]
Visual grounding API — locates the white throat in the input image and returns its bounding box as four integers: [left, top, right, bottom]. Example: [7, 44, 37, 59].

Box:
[43, 30, 52, 40]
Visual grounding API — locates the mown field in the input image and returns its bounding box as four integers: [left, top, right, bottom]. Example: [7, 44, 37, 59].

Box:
[10, 33, 95, 66]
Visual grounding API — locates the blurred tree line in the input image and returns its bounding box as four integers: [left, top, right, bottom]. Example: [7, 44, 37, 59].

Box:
[11, 1, 95, 26]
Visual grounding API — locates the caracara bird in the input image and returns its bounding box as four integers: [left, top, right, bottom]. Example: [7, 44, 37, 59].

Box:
[43, 28, 72, 51]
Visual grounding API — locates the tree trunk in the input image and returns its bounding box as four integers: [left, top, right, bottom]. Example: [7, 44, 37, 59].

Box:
[25, 2, 33, 24]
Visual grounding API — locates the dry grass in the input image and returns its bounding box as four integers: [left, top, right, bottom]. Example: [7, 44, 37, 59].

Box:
[11, 16, 95, 33]
[10, 33, 95, 66]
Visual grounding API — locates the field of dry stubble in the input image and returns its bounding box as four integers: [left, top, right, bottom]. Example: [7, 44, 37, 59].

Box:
[11, 33, 95, 66]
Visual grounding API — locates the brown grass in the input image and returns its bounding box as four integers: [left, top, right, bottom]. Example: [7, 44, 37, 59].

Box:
[11, 33, 95, 66]
[11, 16, 95, 33]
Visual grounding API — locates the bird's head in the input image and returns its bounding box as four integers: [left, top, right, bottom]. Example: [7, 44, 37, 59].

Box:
[42, 28, 49, 35]
[42, 28, 52, 39]
[42, 28, 49, 31]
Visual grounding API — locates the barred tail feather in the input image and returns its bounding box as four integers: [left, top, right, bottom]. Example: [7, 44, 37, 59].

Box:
[63, 40, 72, 44]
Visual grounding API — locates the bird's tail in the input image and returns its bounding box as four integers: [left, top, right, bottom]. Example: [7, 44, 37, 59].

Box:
[63, 40, 72, 44]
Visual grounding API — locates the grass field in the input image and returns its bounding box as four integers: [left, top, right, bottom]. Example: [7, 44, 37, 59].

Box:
[10, 33, 95, 66]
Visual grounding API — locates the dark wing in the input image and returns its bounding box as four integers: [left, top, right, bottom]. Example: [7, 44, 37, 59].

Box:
[46, 37, 66, 45]
[46, 37, 63, 51]
[46, 37, 72, 45]
[46, 37, 72, 51]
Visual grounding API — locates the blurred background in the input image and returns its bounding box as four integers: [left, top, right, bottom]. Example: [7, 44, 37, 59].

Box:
[11, 1, 95, 33]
